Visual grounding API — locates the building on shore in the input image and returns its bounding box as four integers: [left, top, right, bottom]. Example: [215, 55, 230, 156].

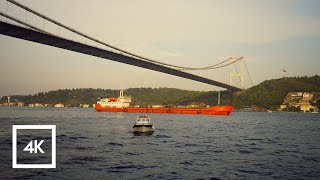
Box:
[1, 96, 24, 107]
[54, 103, 65, 108]
[280, 92, 318, 112]
[152, 105, 163, 108]
[80, 104, 90, 108]
[35, 103, 44, 107]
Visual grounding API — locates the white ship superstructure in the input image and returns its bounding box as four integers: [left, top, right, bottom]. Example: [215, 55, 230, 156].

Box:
[96, 90, 131, 108]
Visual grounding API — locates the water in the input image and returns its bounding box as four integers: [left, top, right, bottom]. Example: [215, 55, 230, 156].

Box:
[0, 107, 319, 179]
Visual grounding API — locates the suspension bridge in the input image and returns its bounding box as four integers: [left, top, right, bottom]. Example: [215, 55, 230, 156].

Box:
[0, 0, 253, 92]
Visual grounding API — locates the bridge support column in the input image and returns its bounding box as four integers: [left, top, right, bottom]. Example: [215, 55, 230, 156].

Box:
[229, 57, 244, 90]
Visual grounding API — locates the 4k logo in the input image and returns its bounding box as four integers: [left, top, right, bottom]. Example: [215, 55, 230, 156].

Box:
[12, 125, 56, 168]
[23, 140, 45, 154]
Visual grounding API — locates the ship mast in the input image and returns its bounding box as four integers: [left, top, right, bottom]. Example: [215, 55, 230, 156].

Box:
[120, 90, 124, 98]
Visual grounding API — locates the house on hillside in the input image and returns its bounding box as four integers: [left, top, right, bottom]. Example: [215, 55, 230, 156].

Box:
[280, 92, 317, 112]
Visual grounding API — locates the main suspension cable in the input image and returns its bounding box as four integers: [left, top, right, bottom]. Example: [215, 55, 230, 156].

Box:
[180, 57, 243, 70]
[0, 11, 48, 34]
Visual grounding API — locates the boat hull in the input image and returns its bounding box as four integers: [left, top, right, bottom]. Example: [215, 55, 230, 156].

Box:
[133, 124, 154, 134]
[95, 104, 234, 115]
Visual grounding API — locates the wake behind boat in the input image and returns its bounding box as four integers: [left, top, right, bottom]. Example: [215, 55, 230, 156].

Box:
[95, 90, 234, 115]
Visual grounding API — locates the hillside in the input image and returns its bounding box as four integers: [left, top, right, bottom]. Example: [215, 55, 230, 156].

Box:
[1, 88, 232, 107]
[234, 75, 320, 110]
[1, 75, 319, 109]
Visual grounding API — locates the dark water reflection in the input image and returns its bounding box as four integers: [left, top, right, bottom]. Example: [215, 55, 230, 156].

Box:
[0, 107, 319, 179]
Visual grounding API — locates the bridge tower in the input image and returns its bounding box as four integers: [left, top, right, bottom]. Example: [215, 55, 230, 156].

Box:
[229, 57, 244, 90]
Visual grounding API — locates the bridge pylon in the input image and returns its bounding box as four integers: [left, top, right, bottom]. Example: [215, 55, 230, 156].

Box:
[229, 57, 244, 90]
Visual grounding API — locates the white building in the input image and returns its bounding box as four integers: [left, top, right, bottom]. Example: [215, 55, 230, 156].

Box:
[54, 103, 64, 108]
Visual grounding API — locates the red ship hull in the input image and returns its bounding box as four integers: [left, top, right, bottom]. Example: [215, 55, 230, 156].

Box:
[95, 104, 234, 115]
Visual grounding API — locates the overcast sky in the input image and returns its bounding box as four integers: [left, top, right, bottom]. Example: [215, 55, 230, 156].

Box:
[1, 0, 320, 96]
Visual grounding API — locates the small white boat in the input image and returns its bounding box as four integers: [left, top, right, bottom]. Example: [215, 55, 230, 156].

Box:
[133, 115, 154, 135]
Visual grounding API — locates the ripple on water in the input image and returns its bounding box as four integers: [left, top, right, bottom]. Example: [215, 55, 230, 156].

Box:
[75, 146, 95, 150]
[212, 150, 224, 153]
[154, 134, 172, 138]
[56, 134, 88, 142]
[180, 161, 193, 165]
[65, 156, 106, 165]
[107, 142, 124, 147]
[238, 149, 254, 154]
[107, 164, 156, 173]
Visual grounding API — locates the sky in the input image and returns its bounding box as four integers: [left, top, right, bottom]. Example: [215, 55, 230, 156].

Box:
[0, 0, 320, 96]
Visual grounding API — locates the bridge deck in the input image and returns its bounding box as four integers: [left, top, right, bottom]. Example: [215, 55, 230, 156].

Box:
[0, 22, 241, 91]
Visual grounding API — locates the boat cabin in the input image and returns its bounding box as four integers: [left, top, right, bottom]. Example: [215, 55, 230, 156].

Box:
[136, 116, 151, 124]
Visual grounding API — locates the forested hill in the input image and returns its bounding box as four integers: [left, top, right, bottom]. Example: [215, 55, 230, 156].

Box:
[2, 88, 232, 107]
[234, 75, 320, 110]
[2, 75, 319, 109]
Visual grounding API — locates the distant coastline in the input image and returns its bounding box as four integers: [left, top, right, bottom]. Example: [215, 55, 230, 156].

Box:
[1, 76, 319, 112]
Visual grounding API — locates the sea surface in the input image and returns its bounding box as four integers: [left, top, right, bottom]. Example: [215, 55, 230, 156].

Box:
[0, 107, 319, 179]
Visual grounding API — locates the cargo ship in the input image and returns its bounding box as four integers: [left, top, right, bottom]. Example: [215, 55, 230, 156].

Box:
[95, 90, 234, 115]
